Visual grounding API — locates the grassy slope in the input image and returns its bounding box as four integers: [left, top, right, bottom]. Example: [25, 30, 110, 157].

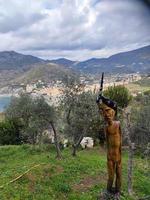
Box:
[0, 145, 149, 200]
[126, 83, 149, 93]
[135, 77, 150, 87]
[126, 77, 150, 94]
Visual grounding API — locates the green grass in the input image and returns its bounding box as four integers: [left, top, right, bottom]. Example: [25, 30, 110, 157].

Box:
[0, 145, 149, 200]
[126, 77, 150, 94]
[135, 77, 150, 87]
[0, 112, 5, 122]
[126, 83, 150, 93]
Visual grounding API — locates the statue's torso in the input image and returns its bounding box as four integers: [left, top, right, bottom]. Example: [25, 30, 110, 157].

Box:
[105, 121, 121, 162]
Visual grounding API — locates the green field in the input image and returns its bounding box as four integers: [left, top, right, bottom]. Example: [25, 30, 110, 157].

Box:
[126, 83, 150, 94]
[126, 77, 150, 94]
[0, 145, 149, 200]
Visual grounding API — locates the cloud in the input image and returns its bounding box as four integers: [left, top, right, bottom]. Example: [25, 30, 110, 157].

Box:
[0, 0, 47, 33]
[0, 0, 149, 60]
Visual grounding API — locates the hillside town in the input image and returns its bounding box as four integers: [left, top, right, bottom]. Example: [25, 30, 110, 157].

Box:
[0, 73, 142, 104]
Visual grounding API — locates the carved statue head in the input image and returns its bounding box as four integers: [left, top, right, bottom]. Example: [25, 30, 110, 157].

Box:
[97, 95, 117, 123]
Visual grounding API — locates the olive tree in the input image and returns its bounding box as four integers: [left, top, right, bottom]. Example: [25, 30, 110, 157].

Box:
[61, 80, 102, 156]
[131, 93, 150, 150]
[6, 93, 62, 159]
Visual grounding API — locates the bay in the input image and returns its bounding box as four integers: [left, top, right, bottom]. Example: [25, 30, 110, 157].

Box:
[0, 95, 11, 112]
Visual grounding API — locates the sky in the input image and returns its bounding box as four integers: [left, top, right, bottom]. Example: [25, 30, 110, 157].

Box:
[0, 0, 150, 61]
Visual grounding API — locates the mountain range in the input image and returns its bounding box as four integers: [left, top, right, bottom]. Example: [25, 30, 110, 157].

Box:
[0, 51, 45, 71]
[0, 45, 150, 74]
[74, 45, 150, 74]
[51, 45, 150, 74]
[0, 45, 149, 87]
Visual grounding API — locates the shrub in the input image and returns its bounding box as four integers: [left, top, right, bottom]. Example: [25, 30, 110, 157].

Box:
[103, 85, 132, 108]
[0, 119, 22, 145]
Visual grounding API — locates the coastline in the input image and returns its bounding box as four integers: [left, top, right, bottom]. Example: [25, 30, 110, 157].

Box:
[0, 95, 12, 112]
[0, 94, 12, 97]
[0, 93, 18, 97]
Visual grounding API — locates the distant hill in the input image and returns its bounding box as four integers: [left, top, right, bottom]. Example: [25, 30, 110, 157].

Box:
[0, 52, 78, 87]
[0, 45, 149, 74]
[0, 51, 46, 71]
[0, 45, 149, 88]
[50, 45, 150, 74]
[50, 58, 76, 67]
[11, 63, 79, 85]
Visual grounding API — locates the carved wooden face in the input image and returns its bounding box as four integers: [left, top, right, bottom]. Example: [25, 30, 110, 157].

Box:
[99, 103, 115, 123]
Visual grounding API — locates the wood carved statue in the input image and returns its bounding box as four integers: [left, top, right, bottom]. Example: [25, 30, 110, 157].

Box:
[96, 73, 122, 199]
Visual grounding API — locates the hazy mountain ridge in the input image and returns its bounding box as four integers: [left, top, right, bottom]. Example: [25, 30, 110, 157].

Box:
[71, 45, 150, 73]
[0, 45, 150, 74]
[0, 45, 149, 88]
[0, 51, 46, 71]
[0, 52, 78, 87]
[50, 58, 76, 67]
[48, 45, 150, 74]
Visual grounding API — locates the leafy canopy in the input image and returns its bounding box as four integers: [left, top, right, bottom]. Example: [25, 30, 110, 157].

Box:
[103, 85, 132, 108]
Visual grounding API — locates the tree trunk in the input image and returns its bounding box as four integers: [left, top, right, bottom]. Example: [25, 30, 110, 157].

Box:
[128, 143, 134, 195]
[50, 122, 62, 159]
[38, 131, 43, 150]
[31, 131, 37, 150]
[66, 108, 71, 125]
[123, 108, 135, 195]
[72, 144, 77, 156]
[72, 134, 84, 156]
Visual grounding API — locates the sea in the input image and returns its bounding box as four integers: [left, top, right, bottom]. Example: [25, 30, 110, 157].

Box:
[0, 95, 11, 112]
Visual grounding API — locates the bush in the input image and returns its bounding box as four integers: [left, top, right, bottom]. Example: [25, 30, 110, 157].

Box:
[0, 119, 22, 145]
[103, 85, 132, 108]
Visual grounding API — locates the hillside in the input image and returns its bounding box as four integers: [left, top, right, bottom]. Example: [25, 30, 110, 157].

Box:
[0, 45, 150, 75]
[50, 58, 76, 67]
[11, 63, 79, 85]
[0, 145, 149, 200]
[0, 45, 149, 87]
[51, 45, 150, 74]
[134, 76, 150, 87]
[0, 51, 79, 87]
[0, 51, 46, 71]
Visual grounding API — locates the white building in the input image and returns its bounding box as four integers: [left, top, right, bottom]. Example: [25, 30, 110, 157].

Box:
[80, 137, 94, 149]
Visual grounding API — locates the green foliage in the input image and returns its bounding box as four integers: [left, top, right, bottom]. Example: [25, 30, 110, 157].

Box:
[103, 85, 132, 108]
[61, 85, 102, 144]
[0, 119, 22, 145]
[131, 92, 150, 151]
[131, 106, 150, 148]
[52, 181, 72, 193]
[134, 91, 150, 105]
[135, 77, 150, 87]
[5, 93, 56, 144]
[143, 89, 150, 96]
[60, 78, 104, 156]
[72, 91, 102, 138]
